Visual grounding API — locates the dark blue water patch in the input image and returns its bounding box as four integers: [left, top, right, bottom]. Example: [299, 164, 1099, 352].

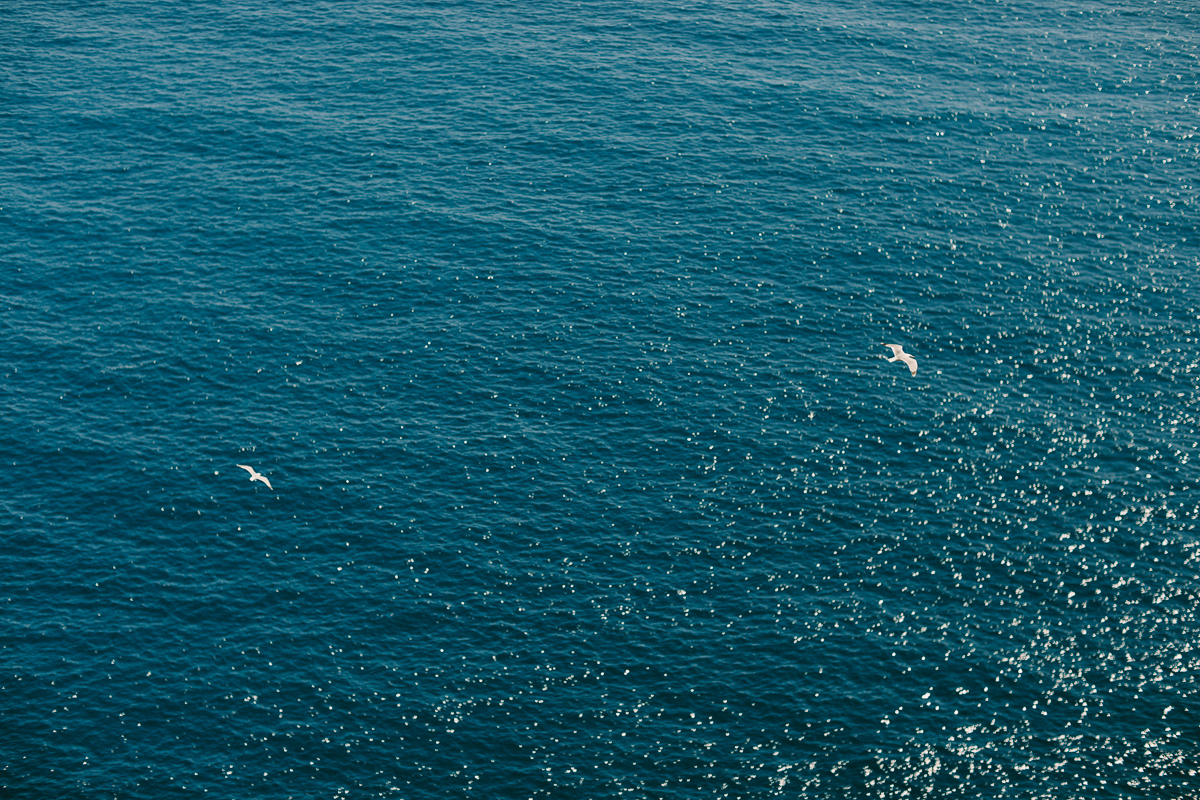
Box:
[3, 0, 1200, 797]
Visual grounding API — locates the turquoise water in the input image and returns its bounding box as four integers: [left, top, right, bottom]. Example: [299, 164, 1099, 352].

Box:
[2, 1, 1198, 797]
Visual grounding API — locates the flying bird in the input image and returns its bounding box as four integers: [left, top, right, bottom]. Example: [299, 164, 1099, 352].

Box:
[885, 344, 917, 376]
[236, 464, 273, 490]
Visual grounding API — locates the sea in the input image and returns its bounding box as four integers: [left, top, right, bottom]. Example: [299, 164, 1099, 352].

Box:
[1, 0, 1198, 797]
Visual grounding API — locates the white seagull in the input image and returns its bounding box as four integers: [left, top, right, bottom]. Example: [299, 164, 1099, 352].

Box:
[236, 464, 273, 490]
[885, 344, 918, 376]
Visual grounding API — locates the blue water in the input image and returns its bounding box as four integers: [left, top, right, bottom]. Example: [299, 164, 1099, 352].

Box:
[2, 0, 1198, 797]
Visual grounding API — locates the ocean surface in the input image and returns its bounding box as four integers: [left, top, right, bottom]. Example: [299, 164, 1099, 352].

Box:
[2, 1, 1198, 797]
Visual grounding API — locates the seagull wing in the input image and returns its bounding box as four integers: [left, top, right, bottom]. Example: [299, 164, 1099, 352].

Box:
[258, 476, 273, 490]
[885, 344, 905, 357]
[237, 464, 256, 477]
[902, 354, 918, 375]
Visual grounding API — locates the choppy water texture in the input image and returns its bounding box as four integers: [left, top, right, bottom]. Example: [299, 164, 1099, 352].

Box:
[2, 0, 1199, 797]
